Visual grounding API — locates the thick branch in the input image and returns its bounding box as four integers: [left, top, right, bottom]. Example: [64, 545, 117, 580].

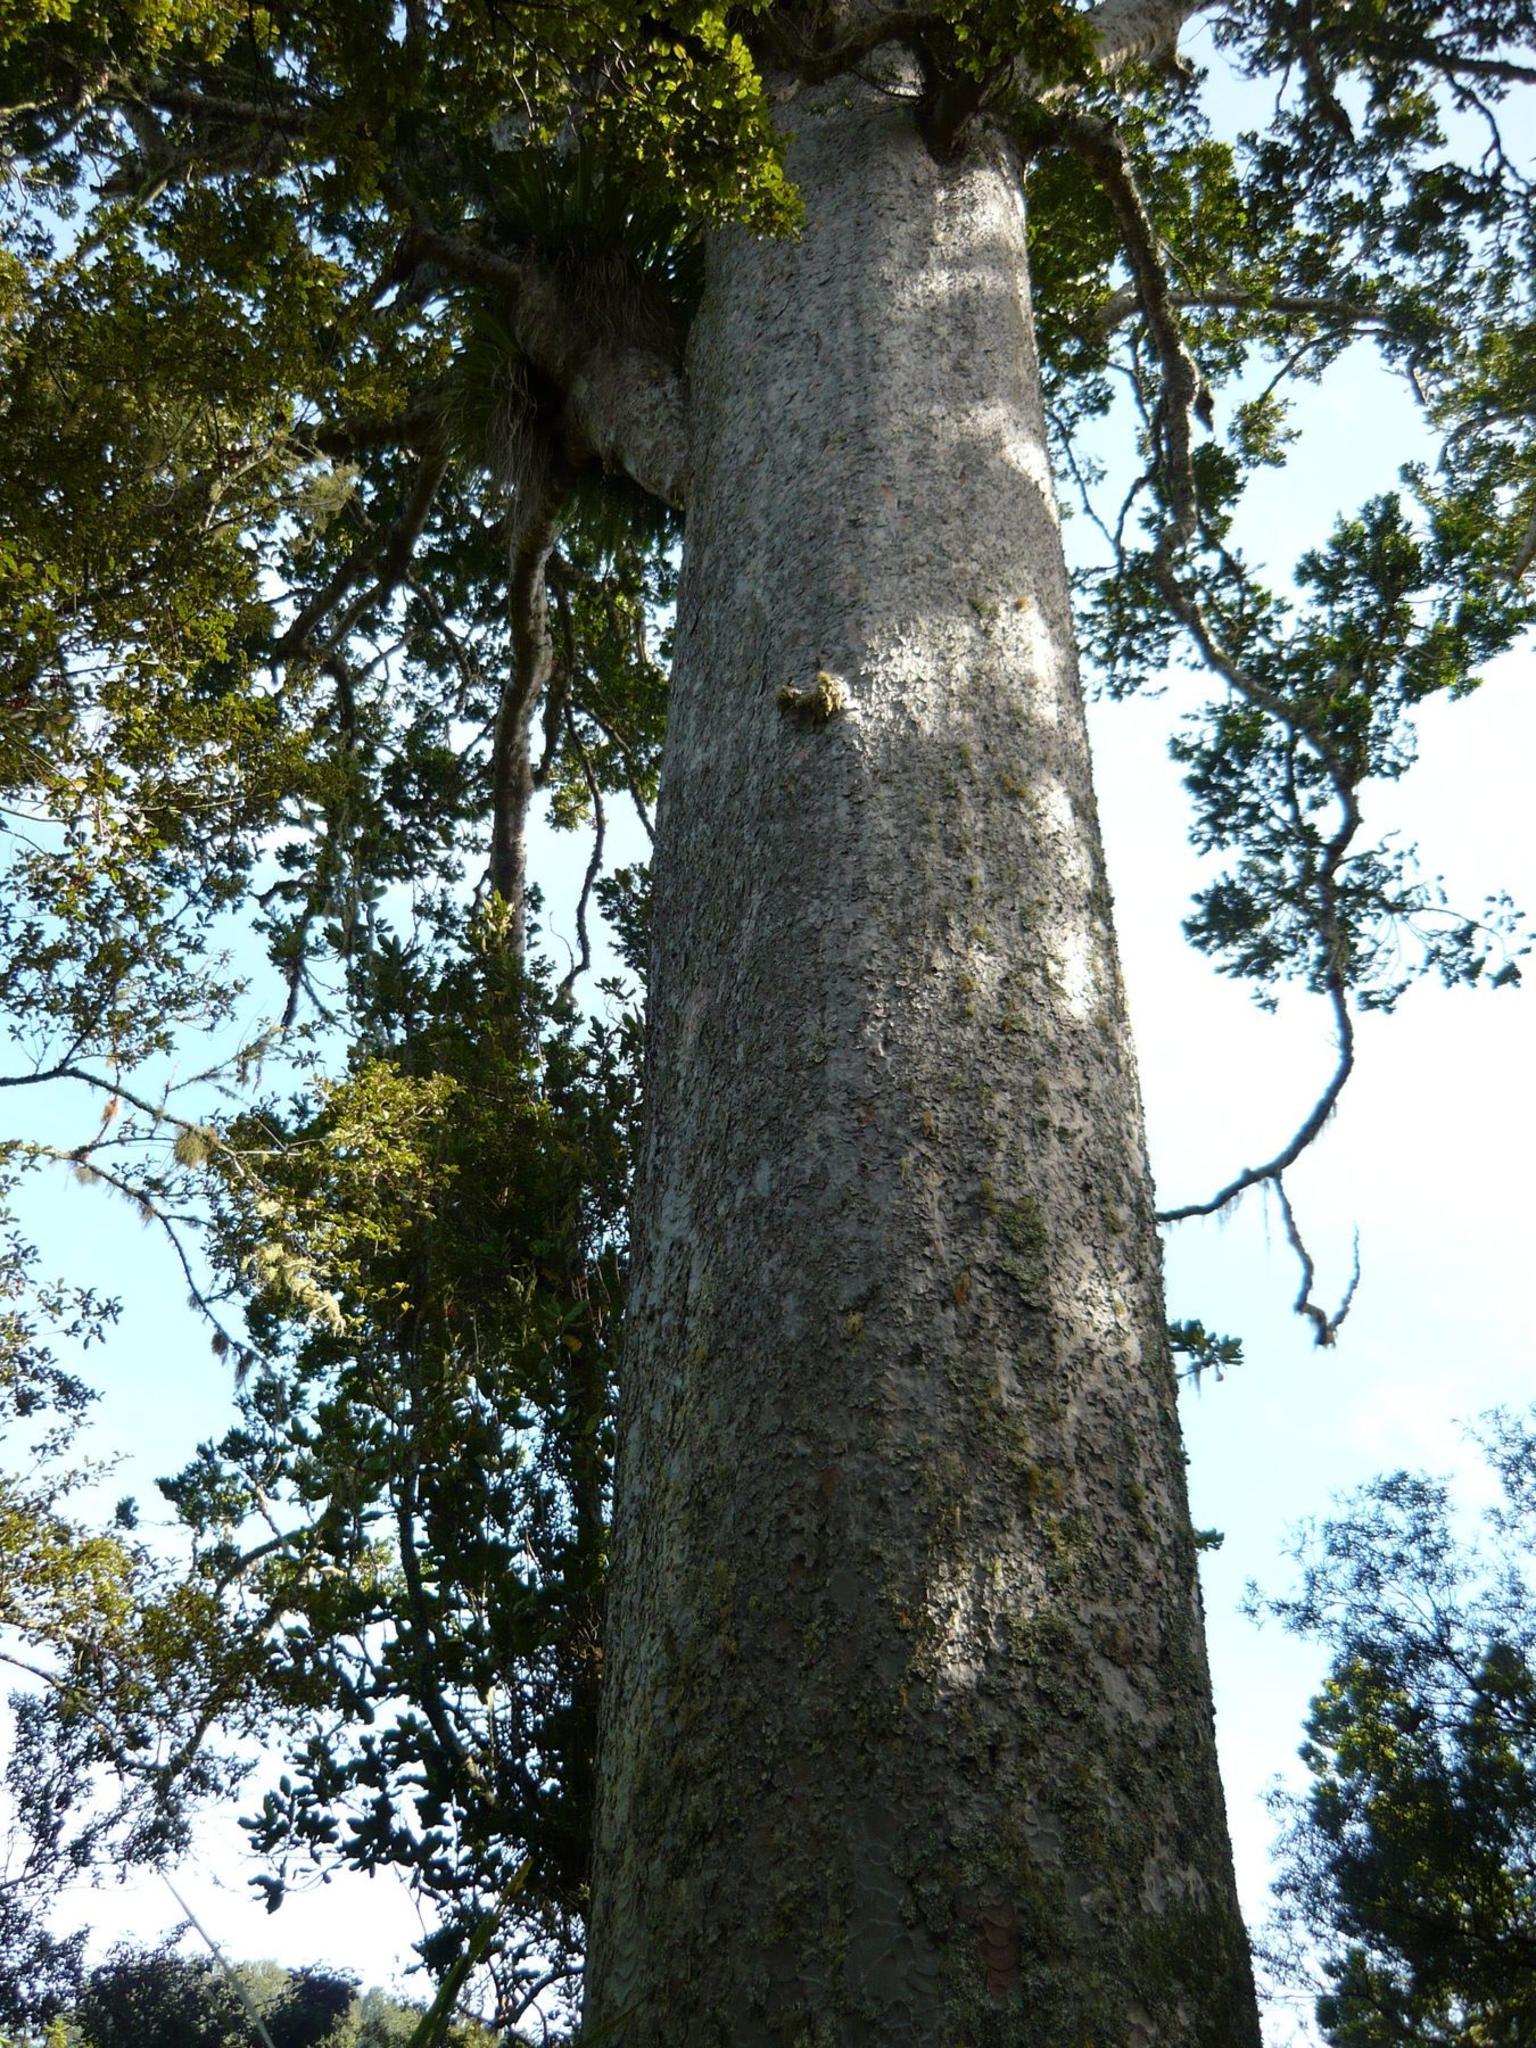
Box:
[533, 571, 575, 788]
[141, 84, 317, 133]
[1081, 0, 1222, 82]
[384, 193, 690, 510]
[556, 718, 606, 1002]
[779, 0, 1215, 88]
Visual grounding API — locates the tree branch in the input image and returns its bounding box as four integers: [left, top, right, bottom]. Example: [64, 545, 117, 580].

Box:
[1051, 105, 1209, 548]
[22, 1145, 247, 1357]
[405, 569, 487, 716]
[1156, 978, 1356, 1224]
[556, 717, 606, 1003]
[1095, 286, 1388, 336]
[1510, 500, 1536, 583]
[1276, 1176, 1360, 1348]
[533, 573, 576, 789]
[141, 84, 318, 132]
[381, 183, 691, 510]
[1081, 0, 1222, 83]
[274, 447, 450, 666]
[777, 0, 1216, 89]
[305, 389, 447, 459]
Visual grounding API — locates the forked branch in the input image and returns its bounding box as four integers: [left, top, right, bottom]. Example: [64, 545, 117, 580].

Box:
[1277, 1177, 1360, 1348]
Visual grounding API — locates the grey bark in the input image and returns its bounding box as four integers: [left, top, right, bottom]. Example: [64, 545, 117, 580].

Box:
[585, 74, 1259, 2048]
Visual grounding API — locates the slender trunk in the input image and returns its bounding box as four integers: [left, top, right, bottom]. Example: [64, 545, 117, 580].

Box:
[586, 76, 1259, 2046]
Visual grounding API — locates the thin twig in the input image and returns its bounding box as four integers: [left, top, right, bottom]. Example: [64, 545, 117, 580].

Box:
[1275, 1176, 1360, 1347]
[275, 448, 450, 666]
[162, 1874, 281, 2048]
[1095, 286, 1387, 336]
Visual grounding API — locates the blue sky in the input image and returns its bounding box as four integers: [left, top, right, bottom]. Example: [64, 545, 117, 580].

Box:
[1090, 335, 1535, 2039]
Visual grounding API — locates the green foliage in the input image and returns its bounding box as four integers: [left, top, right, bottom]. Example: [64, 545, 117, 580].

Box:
[75, 1946, 279, 2048]
[1168, 1317, 1245, 1384]
[1258, 1415, 1536, 2044]
[60, 1945, 495, 2048]
[6, 937, 633, 2025]
[1057, 4, 1536, 1038]
[1171, 492, 1530, 1011]
[0, 0, 1531, 2031]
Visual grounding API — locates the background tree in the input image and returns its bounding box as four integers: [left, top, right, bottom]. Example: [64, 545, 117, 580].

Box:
[1259, 1411, 1536, 2048]
[73, 1948, 335, 2048]
[0, 946, 639, 2029]
[0, 0, 1530, 2038]
[65, 1944, 496, 2048]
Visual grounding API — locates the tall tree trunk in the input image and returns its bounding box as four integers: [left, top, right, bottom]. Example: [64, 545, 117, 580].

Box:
[586, 73, 1260, 2047]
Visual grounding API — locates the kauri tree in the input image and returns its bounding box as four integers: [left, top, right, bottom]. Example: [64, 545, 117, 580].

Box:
[0, 0, 1532, 2041]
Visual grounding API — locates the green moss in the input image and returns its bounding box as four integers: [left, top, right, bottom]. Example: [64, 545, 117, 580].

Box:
[1021, 1460, 1067, 1513]
[1002, 1192, 1045, 1251]
[998, 1192, 1050, 1305]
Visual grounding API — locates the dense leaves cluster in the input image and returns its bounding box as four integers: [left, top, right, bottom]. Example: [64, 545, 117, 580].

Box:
[9, 1942, 497, 2048]
[1260, 1413, 1536, 2044]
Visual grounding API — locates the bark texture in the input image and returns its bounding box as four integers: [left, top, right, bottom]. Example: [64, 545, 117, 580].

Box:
[585, 74, 1259, 2048]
